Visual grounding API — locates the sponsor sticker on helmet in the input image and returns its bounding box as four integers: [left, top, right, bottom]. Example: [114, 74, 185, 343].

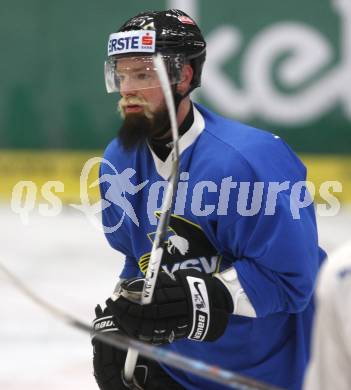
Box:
[141, 32, 153, 46]
[107, 30, 156, 56]
[178, 16, 195, 25]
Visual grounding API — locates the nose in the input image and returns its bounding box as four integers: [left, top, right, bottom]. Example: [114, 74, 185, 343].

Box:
[120, 88, 137, 99]
[119, 76, 139, 95]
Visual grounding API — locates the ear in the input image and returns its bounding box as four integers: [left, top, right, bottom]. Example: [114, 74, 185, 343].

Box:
[177, 64, 194, 95]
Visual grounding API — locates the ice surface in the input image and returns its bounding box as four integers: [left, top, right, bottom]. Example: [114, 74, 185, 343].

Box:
[0, 204, 350, 389]
[0, 205, 123, 389]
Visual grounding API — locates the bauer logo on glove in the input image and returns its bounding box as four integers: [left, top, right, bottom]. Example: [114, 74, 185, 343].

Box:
[187, 276, 210, 341]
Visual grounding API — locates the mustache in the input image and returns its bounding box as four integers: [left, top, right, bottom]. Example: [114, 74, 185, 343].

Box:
[119, 96, 149, 108]
[118, 97, 153, 119]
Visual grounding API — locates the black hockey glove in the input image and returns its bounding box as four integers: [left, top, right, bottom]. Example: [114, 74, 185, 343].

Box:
[92, 305, 147, 390]
[106, 269, 234, 344]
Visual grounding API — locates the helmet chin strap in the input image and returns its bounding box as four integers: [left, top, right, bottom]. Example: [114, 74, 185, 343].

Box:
[171, 80, 195, 130]
[173, 91, 184, 112]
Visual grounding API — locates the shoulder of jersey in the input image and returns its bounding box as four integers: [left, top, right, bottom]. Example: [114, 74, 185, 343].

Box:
[103, 138, 126, 159]
[195, 103, 284, 155]
[102, 137, 143, 168]
[194, 103, 306, 180]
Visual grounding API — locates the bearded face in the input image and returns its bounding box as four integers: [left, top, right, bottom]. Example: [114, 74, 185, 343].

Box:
[117, 95, 170, 151]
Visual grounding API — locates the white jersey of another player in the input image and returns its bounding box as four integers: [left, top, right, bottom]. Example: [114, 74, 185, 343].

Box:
[304, 240, 351, 390]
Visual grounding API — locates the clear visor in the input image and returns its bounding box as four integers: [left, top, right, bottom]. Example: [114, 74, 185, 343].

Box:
[104, 54, 185, 93]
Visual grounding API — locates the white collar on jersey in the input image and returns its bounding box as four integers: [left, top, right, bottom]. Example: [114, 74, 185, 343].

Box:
[147, 105, 205, 180]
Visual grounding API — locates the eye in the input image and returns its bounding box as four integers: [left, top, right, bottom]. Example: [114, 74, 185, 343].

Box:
[136, 72, 149, 81]
[116, 73, 125, 82]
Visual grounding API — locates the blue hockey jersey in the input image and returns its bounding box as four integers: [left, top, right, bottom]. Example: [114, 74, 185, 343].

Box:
[99, 103, 326, 390]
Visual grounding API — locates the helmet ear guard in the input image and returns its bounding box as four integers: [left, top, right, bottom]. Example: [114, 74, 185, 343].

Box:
[188, 51, 206, 91]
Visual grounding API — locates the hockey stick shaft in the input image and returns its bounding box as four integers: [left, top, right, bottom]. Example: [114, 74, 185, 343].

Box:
[140, 53, 180, 305]
[124, 53, 180, 382]
[0, 261, 281, 390]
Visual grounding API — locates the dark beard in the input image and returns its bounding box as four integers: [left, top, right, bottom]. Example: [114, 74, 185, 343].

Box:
[118, 108, 170, 151]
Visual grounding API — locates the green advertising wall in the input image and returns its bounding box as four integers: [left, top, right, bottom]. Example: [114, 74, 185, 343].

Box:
[0, 0, 350, 203]
[1, 0, 350, 153]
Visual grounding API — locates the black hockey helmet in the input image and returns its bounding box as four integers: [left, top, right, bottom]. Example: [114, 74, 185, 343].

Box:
[105, 9, 206, 94]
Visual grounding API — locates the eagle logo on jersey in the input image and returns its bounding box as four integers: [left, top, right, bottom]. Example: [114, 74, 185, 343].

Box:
[138, 214, 222, 275]
[167, 235, 190, 256]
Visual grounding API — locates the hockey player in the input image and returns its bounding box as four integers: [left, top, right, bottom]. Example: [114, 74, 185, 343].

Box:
[304, 241, 351, 390]
[92, 9, 326, 390]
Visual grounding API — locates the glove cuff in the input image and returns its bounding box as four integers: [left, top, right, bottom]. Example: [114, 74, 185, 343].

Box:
[175, 269, 232, 342]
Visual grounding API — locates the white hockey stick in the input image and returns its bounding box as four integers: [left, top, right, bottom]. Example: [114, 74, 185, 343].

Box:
[0, 260, 281, 390]
[123, 53, 181, 384]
